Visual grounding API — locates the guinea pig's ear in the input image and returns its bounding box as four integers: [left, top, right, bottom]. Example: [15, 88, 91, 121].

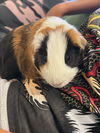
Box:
[67, 28, 87, 49]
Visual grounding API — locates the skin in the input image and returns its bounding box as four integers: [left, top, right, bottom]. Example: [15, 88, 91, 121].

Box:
[0, 130, 11, 133]
[46, 0, 100, 17]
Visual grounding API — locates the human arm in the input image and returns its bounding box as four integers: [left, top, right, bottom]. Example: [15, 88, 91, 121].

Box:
[46, 0, 100, 17]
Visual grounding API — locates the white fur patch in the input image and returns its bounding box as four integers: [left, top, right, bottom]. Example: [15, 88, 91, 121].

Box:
[65, 109, 98, 133]
[40, 28, 78, 88]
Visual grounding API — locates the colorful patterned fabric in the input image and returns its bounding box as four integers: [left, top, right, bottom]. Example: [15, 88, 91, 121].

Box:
[87, 8, 100, 30]
[82, 9, 100, 97]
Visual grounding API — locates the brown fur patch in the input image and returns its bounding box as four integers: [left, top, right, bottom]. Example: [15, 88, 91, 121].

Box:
[67, 29, 87, 49]
[38, 24, 65, 35]
[12, 18, 46, 80]
[39, 27, 53, 35]
[56, 25, 65, 30]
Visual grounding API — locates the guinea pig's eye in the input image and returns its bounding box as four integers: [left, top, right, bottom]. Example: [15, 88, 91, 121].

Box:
[34, 36, 48, 70]
[65, 55, 70, 61]
[65, 53, 71, 66]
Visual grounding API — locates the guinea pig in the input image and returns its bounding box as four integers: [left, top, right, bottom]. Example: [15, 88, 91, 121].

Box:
[0, 17, 87, 88]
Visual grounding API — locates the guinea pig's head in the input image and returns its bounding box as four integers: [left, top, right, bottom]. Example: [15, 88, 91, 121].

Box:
[32, 17, 87, 88]
[8, 17, 87, 87]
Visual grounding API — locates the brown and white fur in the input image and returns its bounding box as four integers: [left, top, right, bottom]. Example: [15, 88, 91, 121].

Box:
[0, 17, 87, 88]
